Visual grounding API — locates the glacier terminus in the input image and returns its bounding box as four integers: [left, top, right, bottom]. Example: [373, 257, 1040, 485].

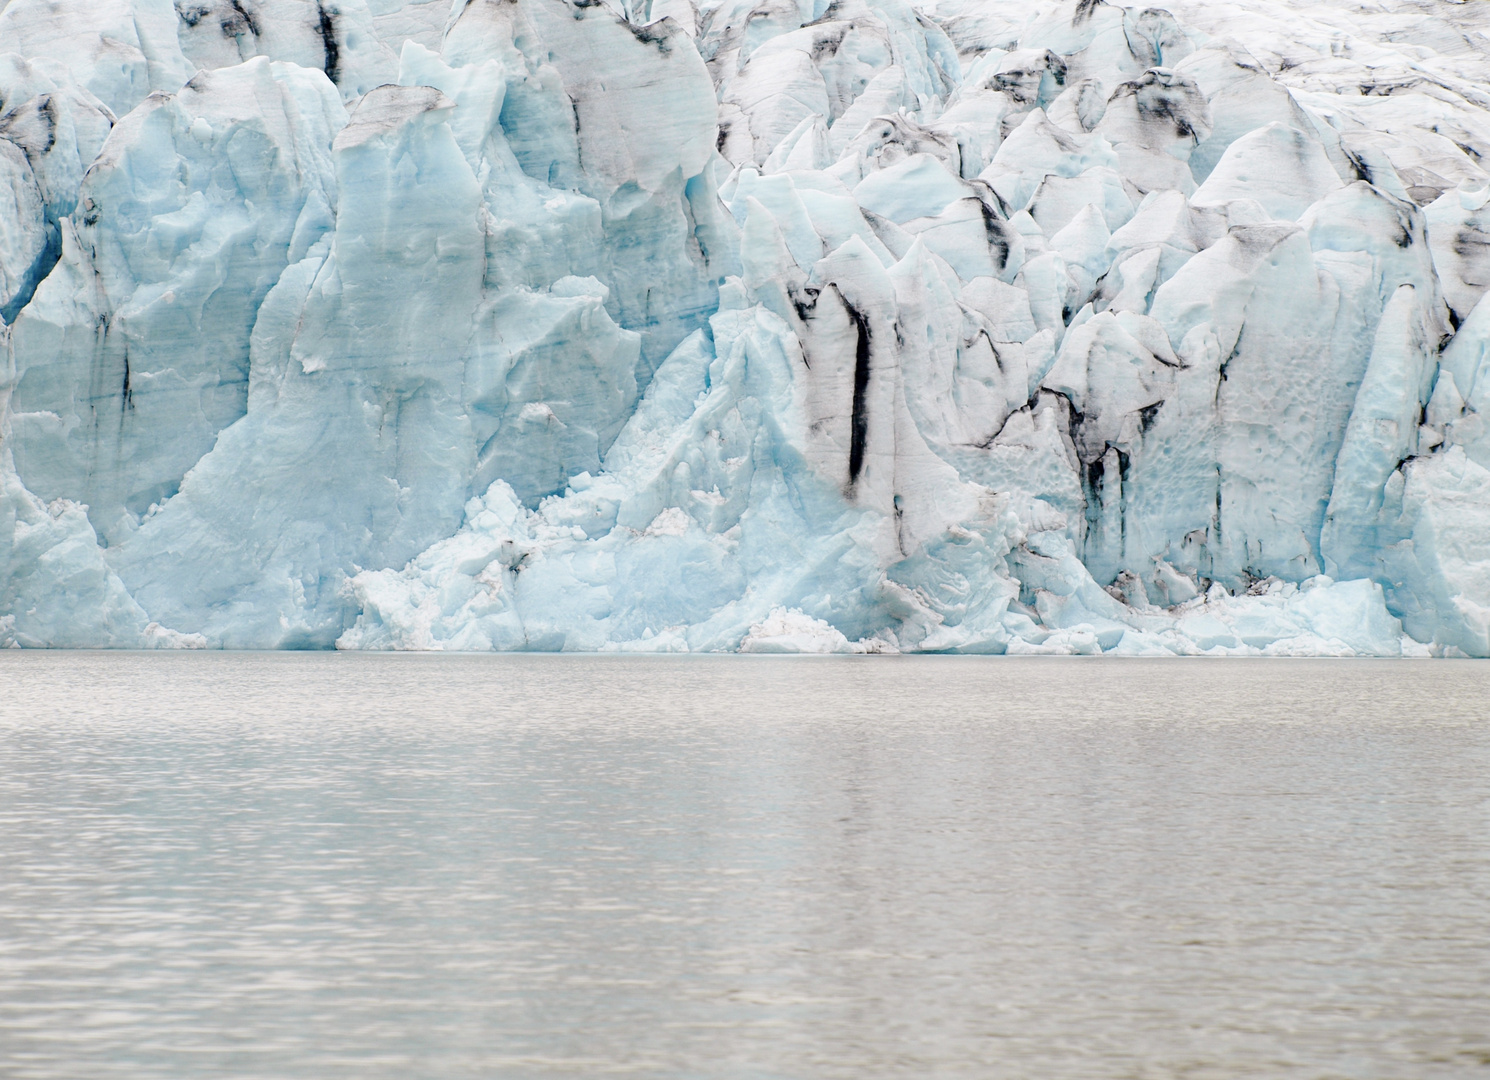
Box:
[1, 0, 1488, 655]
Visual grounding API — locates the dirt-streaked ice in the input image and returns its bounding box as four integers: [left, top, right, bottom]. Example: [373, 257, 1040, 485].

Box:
[1, 0, 1487, 654]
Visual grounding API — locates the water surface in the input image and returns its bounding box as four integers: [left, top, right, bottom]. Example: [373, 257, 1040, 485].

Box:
[1, 654, 1487, 1078]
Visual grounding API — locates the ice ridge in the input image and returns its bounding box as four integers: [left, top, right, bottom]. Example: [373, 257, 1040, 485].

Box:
[1, 0, 1488, 655]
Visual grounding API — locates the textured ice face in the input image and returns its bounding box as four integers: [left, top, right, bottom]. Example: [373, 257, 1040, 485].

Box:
[2, 0, 1489, 654]
[8, 58, 345, 548]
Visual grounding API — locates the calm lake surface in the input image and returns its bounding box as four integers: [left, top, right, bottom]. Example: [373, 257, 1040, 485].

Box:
[0, 654, 1487, 1079]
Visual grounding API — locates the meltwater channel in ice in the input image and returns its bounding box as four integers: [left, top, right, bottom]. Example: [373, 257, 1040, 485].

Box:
[1, 0, 1489, 654]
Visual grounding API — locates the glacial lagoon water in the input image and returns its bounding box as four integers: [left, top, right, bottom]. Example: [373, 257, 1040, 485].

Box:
[0, 654, 1487, 1080]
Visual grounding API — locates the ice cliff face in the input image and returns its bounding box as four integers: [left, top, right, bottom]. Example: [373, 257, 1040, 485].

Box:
[2, 0, 1488, 655]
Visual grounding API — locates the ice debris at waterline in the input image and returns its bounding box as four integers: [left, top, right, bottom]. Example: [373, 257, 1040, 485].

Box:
[1, 0, 1488, 655]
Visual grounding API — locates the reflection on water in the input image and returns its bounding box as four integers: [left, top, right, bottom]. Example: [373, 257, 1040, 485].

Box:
[0, 654, 1487, 1079]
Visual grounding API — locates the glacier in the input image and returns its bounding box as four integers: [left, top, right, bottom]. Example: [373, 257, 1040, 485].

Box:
[1, 0, 1488, 655]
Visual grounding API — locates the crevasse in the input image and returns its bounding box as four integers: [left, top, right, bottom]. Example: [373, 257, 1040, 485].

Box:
[1, 0, 1487, 655]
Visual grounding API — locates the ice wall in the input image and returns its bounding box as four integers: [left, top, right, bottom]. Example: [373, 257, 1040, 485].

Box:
[1, 0, 1488, 654]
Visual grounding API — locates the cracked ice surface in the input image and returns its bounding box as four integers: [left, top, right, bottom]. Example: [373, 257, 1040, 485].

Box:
[1, 0, 1488, 654]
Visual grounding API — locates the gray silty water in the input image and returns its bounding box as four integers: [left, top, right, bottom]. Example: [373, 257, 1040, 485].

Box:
[0, 654, 1487, 1078]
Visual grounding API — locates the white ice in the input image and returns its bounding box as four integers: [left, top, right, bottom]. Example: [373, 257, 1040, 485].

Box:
[1, 0, 1488, 655]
